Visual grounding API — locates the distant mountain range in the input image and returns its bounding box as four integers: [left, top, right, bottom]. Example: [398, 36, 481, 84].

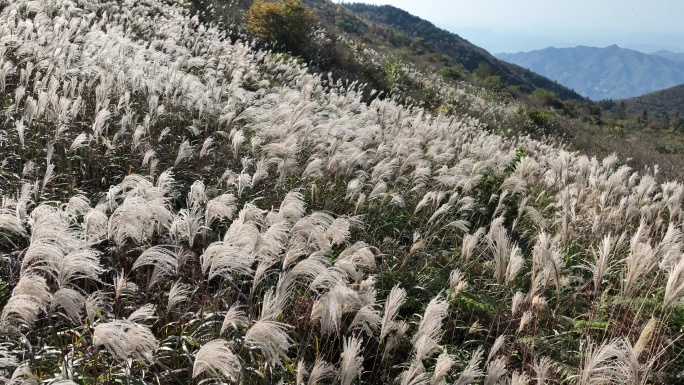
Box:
[651, 50, 684, 63]
[496, 45, 684, 100]
[337, 2, 585, 101]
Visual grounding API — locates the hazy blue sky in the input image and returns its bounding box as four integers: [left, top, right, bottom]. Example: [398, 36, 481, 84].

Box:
[345, 0, 684, 53]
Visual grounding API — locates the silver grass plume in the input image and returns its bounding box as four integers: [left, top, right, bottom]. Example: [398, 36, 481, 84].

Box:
[309, 264, 349, 293]
[412, 295, 448, 362]
[127, 304, 157, 324]
[487, 217, 513, 285]
[58, 249, 103, 288]
[220, 303, 248, 334]
[340, 336, 363, 385]
[15, 120, 25, 149]
[84, 208, 108, 244]
[244, 320, 292, 365]
[621, 221, 656, 298]
[290, 212, 334, 253]
[585, 234, 620, 295]
[279, 191, 306, 224]
[380, 285, 407, 340]
[51, 288, 85, 323]
[85, 291, 111, 324]
[325, 217, 351, 246]
[200, 136, 214, 158]
[92, 109, 111, 141]
[167, 281, 191, 311]
[253, 222, 290, 289]
[202, 242, 255, 280]
[311, 284, 362, 335]
[132, 245, 179, 287]
[663, 256, 684, 308]
[309, 358, 336, 385]
[576, 338, 639, 385]
[108, 196, 164, 246]
[205, 193, 237, 227]
[335, 242, 376, 283]
[174, 140, 193, 166]
[192, 339, 241, 381]
[358, 275, 378, 306]
[430, 352, 455, 385]
[445, 219, 471, 234]
[397, 363, 428, 385]
[170, 206, 206, 248]
[0, 208, 26, 243]
[349, 304, 381, 336]
[68, 133, 89, 153]
[511, 371, 531, 385]
[65, 195, 91, 216]
[21, 242, 63, 277]
[9, 364, 38, 385]
[505, 245, 524, 285]
[296, 360, 307, 385]
[518, 311, 533, 333]
[511, 291, 525, 315]
[533, 231, 564, 296]
[188, 181, 207, 209]
[142, 150, 156, 171]
[93, 320, 158, 364]
[632, 317, 657, 359]
[484, 357, 507, 385]
[533, 356, 554, 385]
[289, 252, 330, 284]
[156, 170, 176, 197]
[461, 228, 484, 263]
[1, 274, 50, 327]
[266, 275, 295, 321]
[114, 271, 138, 301]
[656, 223, 683, 269]
[29, 204, 84, 255]
[384, 321, 409, 360]
[487, 335, 507, 364]
[40, 145, 56, 196]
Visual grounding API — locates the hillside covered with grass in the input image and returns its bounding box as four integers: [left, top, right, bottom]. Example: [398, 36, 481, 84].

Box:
[192, 0, 684, 183]
[2, 0, 684, 384]
[339, 2, 586, 102]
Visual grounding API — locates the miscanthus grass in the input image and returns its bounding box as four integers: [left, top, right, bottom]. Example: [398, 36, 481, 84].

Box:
[0, 0, 683, 383]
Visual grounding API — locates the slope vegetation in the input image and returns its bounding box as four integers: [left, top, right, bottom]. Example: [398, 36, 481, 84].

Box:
[619, 83, 684, 122]
[1, 1, 684, 384]
[339, 3, 586, 101]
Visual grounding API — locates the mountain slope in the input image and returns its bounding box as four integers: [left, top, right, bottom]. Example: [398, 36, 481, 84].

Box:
[191, 0, 684, 182]
[651, 50, 684, 63]
[4, 0, 684, 383]
[496, 45, 684, 100]
[336, 3, 585, 101]
[618, 84, 684, 122]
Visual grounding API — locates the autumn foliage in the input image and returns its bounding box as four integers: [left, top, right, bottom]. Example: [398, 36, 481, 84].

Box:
[247, 0, 318, 52]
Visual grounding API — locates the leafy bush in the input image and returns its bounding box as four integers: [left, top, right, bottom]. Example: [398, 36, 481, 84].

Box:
[439, 66, 464, 81]
[247, 0, 318, 53]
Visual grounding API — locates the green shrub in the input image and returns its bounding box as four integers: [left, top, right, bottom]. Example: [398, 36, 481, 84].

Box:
[247, 0, 318, 53]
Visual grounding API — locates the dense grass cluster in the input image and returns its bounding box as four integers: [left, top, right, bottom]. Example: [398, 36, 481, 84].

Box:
[1, 0, 684, 384]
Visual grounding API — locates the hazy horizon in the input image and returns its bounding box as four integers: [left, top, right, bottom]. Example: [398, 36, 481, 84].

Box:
[344, 0, 684, 53]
